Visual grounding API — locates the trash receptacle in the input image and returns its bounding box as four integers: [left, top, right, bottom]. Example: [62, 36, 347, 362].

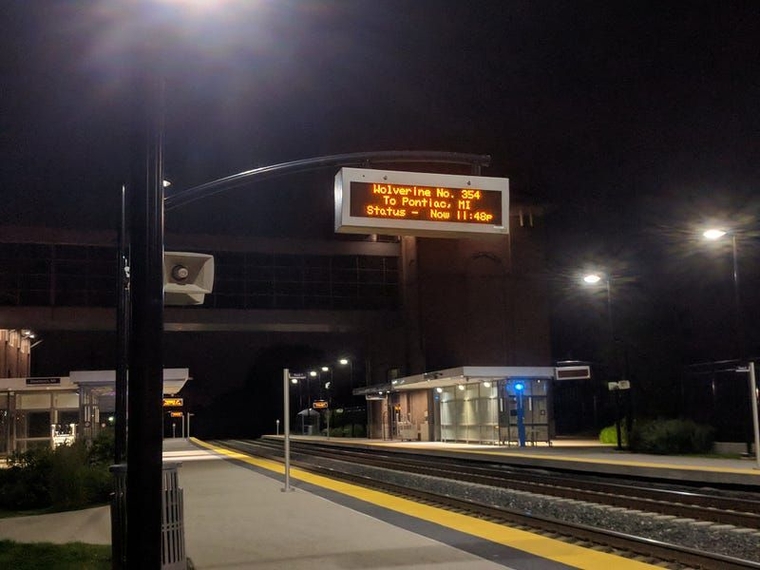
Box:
[110, 462, 187, 570]
[161, 462, 186, 570]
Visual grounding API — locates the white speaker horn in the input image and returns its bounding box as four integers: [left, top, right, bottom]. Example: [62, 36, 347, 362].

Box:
[163, 252, 215, 306]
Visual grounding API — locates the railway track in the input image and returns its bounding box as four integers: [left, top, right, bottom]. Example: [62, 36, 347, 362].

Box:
[211, 438, 760, 570]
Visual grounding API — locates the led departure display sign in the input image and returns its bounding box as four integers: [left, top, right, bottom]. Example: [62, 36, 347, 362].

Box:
[335, 168, 508, 238]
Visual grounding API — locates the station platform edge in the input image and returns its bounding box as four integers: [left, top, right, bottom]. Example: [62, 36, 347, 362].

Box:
[261, 434, 760, 488]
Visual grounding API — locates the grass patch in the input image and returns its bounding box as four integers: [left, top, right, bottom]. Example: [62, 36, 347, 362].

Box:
[0, 539, 110, 569]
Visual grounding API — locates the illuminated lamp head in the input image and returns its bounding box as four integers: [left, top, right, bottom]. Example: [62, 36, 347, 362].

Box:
[514, 382, 525, 392]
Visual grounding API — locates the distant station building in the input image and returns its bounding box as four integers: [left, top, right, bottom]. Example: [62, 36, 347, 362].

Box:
[0, 366, 189, 455]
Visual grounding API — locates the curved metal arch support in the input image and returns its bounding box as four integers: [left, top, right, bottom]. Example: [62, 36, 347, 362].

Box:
[165, 150, 491, 212]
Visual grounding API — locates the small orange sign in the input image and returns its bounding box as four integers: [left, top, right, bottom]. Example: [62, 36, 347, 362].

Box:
[163, 398, 183, 407]
[169, 411, 183, 418]
[312, 400, 329, 410]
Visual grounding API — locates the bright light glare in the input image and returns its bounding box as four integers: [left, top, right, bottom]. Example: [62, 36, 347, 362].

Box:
[483, 381, 491, 388]
[583, 273, 602, 284]
[457, 384, 465, 391]
[321, 366, 329, 372]
[290, 378, 298, 384]
[703, 228, 727, 240]
[309, 371, 317, 377]
[339, 358, 349, 366]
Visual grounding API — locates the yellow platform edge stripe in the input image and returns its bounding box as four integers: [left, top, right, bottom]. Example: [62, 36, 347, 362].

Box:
[191, 438, 658, 570]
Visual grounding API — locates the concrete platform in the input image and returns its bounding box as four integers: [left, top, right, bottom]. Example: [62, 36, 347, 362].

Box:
[0, 440, 511, 568]
[170, 440, 514, 569]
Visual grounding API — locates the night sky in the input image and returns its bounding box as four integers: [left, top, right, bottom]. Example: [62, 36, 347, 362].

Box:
[2, 1, 760, 428]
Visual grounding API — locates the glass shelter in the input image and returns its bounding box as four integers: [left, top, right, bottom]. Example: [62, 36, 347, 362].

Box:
[357, 366, 556, 445]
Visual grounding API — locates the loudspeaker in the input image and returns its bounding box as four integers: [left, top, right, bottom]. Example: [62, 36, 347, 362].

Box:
[163, 252, 215, 306]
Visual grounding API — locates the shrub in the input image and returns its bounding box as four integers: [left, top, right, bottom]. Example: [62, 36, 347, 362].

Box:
[0, 431, 115, 512]
[599, 422, 627, 446]
[0, 447, 54, 510]
[628, 418, 715, 454]
[87, 429, 114, 465]
[49, 442, 90, 509]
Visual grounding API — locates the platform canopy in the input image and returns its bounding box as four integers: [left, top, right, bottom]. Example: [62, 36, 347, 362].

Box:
[353, 365, 556, 397]
[69, 368, 190, 395]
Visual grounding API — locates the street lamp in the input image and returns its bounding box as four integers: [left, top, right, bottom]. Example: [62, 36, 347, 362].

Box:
[320, 366, 333, 400]
[290, 376, 302, 412]
[582, 272, 613, 342]
[339, 357, 354, 391]
[186, 412, 194, 439]
[582, 271, 625, 450]
[702, 228, 742, 357]
[702, 228, 759, 466]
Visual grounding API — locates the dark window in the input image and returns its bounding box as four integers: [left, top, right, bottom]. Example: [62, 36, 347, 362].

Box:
[0, 241, 401, 311]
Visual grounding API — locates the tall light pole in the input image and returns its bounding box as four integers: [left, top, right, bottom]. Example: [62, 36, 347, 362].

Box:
[308, 370, 316, 408]
[339, 357, 354, 391]
[321, 366, 332, 438]
[702, 229, 743, 358]
[125, 18, 166, 568]
[186, 412, 194, 439]
[339, 357, 361, 436]
[320, 366, 333, 401]
[583, 273, 613, 344]
[583, 271, 625, 450]
[702, 228, 759, 464]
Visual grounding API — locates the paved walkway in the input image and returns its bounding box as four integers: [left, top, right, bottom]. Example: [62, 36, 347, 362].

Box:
[0, 503, 110, 545]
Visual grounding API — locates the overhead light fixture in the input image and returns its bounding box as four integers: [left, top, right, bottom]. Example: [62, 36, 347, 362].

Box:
[457, 384, 465, 391]
[703, 228, 727, 240]
[436, 387, 443, 393]
[583, 273, 602, 284]
[483, 381, 491, 388]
